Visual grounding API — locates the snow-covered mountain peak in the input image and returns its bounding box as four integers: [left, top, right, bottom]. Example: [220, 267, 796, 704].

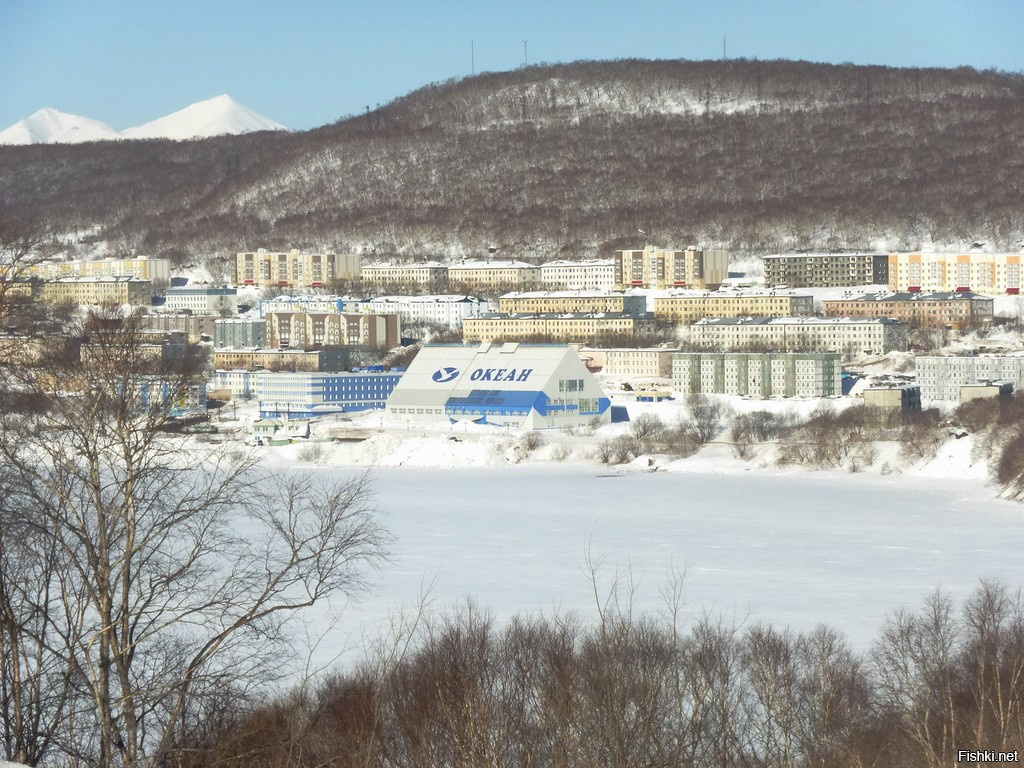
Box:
[121, 94, 288, 140]
[0, 96, 288, 145]
[0, 108, 121, 145]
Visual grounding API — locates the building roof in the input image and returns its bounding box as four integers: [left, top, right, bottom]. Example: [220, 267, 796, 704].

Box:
[692, 316, 904, 326]
[763, 252, 887, 260]
[500, 290, 629, 299]
[824, 291, 990, 302]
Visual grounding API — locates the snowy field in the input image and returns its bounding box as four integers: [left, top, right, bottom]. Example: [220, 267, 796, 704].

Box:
[301, 465, 1024, 671]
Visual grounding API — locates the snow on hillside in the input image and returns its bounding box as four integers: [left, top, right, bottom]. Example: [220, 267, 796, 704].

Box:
[0, 107, 121, 145]
[121, 94, 288, 140]
[0, 96, 288, 145]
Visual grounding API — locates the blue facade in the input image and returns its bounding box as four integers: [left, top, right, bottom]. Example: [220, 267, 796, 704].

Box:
[259, 372, 403, 419]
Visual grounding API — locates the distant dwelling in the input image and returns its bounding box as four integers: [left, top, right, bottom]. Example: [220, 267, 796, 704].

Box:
[447, 260, 542, 292]
[264, 311, 401, 350]
[916, 355, 1024, 401]
[360, 262, 449, 292]
[961, 380, 1013, 402]
[257, 370, 404, 418]
[20, 256, 171, 283]
[672, 352, 842, 398]
[821, 291, 994, 328]
[681, 317, 908, 355]
[236, 249, 361, 289]
[888, 251, 1024, 294]
[583, 347, 679, 378]
[162, 285, 238, 316]
[762, 252, 889, 288]
[250, 418, 310, 444]
[259, 295, 346, 316]
[213, 317, 266, 348]
[348, 295, 495, 329]
[652, 290, 814, 324]
[539, 259, 616, 291]
[463, 312, 656, 344]
[498, 291, 646, 315]
[39, 276, 153, 306]
[862, 384, 922, 412]
[386, 342, 611, 428]
[142, 313, 219, 343]
[614, 246, 730, 290]
[213, 347, 351, 373]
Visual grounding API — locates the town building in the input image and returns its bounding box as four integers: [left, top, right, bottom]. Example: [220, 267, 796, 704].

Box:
[672, 352, 842, 398]
[25, 256, 171, 283]
[259, 295, 346, 316]
[140, 313, 219, 343]
[762, 252, 889, 288]
[236, 249, 361, 289]
[821, 291, 994, 328]
[214, 318, 267, 348]
[39, 276, 153, 306]
[916, 355, 1024, 401]
[360, 262, 449, 291]
[614, 246, 730, 290]
[539, 259, 617, 291]
[212, 347, 350, 373]
[653, 291, 814, 324]
[862, 384, 922, 412]
[961, 380, 1014, 402]
[348, 295, 495, 328]
[210, 369, 258, 399]
[592, 347, 679, 378]
[257, 370, 404, 418]
[463, 312, 656, 344]
[447, 261, 542, 292]
[498, 291, 646, 315]
[887, 251, 1024, 294]
[264, 311, 400, 350]
[386, 342, 611, 428]
[162, 285, 238, 315]
[681, 317, 908, 354]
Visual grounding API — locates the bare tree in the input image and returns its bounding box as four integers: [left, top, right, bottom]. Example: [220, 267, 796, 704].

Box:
[0, 313, 387, 768]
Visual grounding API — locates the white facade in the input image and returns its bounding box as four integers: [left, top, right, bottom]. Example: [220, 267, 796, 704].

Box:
[350, 295, 496, 328]
[682, 317, 908, 354]
[259, 295, 345, 316]
[916, 355, 1024, 402]
[386, 343, 610, 429]
[163, 286, 238, 315]
[540, 259, 616, 291]
[595, 348, 679, 378]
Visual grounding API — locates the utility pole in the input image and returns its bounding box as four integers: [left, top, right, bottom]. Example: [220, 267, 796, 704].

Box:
[471, 39, 475, 75]
[523, 40, 528, 67]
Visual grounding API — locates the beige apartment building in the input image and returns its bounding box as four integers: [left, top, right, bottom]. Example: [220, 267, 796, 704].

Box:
[447, 261, 542, 292]
[236, 249, 361, 288]
[25, 256, 171, 282]
[821, 291, 994, 328]
[887, 251, 1024, 294]
[360, 262, 449, 291]
[498, 291, 646, 315]
[539, 259, 616, 291]
[264, 311, 400, 350]
[39, 277, 153, 306]
[212, 347, 347, 373]
[614, 246, 730, 290]
[682, 316, 908, 354]
[140, 313, 219, 342]
[653, 291, 814, 324]
[463, 313, 655, 344]
[587, 347, 678, 378]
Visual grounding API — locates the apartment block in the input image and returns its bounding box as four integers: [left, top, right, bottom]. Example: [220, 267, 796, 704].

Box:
[447, 261, 542, 292]
[212, 347, 350, 372]
[821, 291, 994, 328]
[163, 285, 238, 315]
[614, 246, 730, 290]
[360, 262, 449, 291]
[214, 318, 267, 348]
[140, 313, 219, 343]
[763, 253, 889, 288]
[672, 352, 842, 398]
[653, 291, 814, 324]
[596, 347, 679, 378]
[39, 277, 153, 306]
[463, 312, 656, 344]
[498, 291, 646, 315]
[236, 249, 361, 288]
[539, 259, 616, 291]
[916, 355, 1024, 401]
[349, 295, 495, 328]
[26, 256, 170, 282]
[682, 316, 908, 354]
[887, 252, 1023, 294]
[264, 311, 400, 350]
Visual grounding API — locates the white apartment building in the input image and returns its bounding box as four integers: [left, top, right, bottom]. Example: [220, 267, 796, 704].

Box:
[350, 295, 495, 328]
[672, 352, 842, 398]
[499, 291, 646, 315]
[236, 249, 361, 288]
[596, 347, 679, 378]
[39, 276, 153, 306]
[916, 355, 1024, 401]
[888, 251, 1024, 294]
[163, 286, 238, 315]
[614, 246, 730, 290]
[539, 259, 616, 291]
[682, 317, 908, 354]
[259, 295, 345, 316]
[447, 261, 542, 292]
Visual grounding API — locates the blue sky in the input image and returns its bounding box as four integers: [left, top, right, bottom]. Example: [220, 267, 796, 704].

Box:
[2, 0, 1023, 131]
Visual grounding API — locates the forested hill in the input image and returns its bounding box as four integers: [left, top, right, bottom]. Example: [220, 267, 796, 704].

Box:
[3, 58, 1024, 263]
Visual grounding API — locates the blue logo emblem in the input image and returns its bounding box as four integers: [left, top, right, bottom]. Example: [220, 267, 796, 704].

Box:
[432, 367, 460, 383]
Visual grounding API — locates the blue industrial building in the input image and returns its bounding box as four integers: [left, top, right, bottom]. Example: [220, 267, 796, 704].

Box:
[257, 370, 404, 419]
